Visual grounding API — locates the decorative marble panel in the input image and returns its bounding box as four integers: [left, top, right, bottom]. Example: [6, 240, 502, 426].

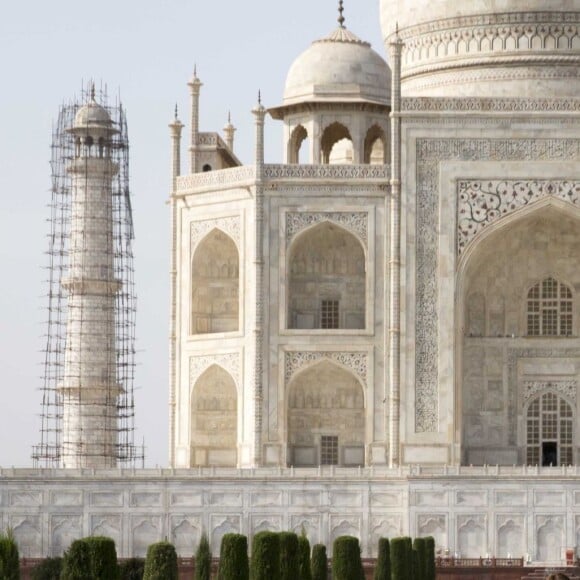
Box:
[171, 516, 201, 556]
[415, 138, 580, 432]
[495, 490, 527, 507]
[370, 516, 403, 556]
[457, 180, 580, 255]
[251, 515, 282, 535]
[50, 491, 83, 506]
[11, 516, 41, 558]
[91, 515, 122, 547]
[496, 515, 525, 558]
[209, 492, 242, 507]
[285, 351, 368, 387]
[457, 515, 487, 558]
[130, 492, 162, 507]
[132, 516, 162, 558]
[536, 515, 564, 562]
[455, 491, 488, 507]
[250, 492, 282, 507]
[371, 492, 403, 507]
[328, 492, 363, 508]
[210, 515, 241, 553]
[330, 516, 362, 546]
[50, 515, 82, 554]
[10, 492, 41, 506]
[170, 492, 204, 507]
[417, 514, 447, 548]
[90, 491, 123, 507]
[286, 212, 368, 247]
[190, 216, 241, 249]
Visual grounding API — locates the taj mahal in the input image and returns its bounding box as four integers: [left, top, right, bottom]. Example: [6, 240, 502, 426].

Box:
[4, 0, 580, 567]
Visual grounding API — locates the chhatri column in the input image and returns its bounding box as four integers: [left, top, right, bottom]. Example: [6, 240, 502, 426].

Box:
[188, 67, 202, 174]
[60, 94, 121, 468]
[388, 29, 404, 467]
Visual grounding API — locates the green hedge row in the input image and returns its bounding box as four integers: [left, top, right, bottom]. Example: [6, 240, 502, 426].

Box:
[24, 530, 436, 580]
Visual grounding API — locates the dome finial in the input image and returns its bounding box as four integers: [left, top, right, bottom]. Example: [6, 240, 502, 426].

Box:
[90, 81, 96, 102]
[174, 103, 179, 120]
[338, 0, 345, 29]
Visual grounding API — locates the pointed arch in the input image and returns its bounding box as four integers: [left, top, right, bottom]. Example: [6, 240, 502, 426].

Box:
[289, 124, 309, 163]
[191, 228, 239, 334]
[286, 360, 365, 467]
[321, 122, 353, 164]
[457, 203, 580, 466]
[190, 364, 238, 466]
[288, 221, 366, 330]
[363, 124, 387, 164]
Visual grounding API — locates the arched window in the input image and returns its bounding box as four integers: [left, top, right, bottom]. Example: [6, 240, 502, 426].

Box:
[287, 361, 365, 467]
[191, 365, 237, 466]
[321, 122, 353, 164]
[191, 229, 239, 334]
[289, 125, 309, 163]
[363, 125, 387, 164]
[526, 391, 573, 466]
[288, 222, 365, 330]
[527, 277, 572, 336]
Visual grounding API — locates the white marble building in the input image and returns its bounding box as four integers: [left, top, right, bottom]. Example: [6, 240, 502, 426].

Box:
[6, 0, 580, 565]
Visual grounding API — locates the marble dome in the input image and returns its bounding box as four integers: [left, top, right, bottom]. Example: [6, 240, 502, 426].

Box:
[73, 101, 113, 130]
[283, 26, 391, 106]
[379, 0, 580, 96]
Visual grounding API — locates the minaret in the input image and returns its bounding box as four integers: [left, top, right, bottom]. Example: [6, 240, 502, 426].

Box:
[223, 112, 236, 152]
[188, 67, 203, 173]
[59, 89, 121, 468]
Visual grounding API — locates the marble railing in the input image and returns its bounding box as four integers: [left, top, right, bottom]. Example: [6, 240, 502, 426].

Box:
[175, 164, 390, 194]
[2, 463, 579, 479]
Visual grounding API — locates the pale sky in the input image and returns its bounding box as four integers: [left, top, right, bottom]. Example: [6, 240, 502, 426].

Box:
[0, 0, 385, 467]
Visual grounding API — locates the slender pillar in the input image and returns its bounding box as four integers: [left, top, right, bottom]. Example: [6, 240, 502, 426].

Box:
[388, 30, 404, 467]
[60, 97, 121, 468]
[252, 94, 267, 466]
[188, 68, 202, 173]
[168, 107, 183, 467]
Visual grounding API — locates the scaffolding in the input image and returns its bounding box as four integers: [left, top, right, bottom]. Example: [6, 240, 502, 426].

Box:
[32, 84, 144, 468]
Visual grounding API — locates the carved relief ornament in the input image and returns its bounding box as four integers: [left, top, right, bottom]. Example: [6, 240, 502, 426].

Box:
[285, 211, 368, 247]
[285, 351, 368, 387]
[190, 215, 241, 250]
[189, 353, 241, 389]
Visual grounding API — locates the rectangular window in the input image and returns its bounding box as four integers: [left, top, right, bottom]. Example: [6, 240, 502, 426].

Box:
[321, 300, 339, 329]
[320, 435, 339, 465]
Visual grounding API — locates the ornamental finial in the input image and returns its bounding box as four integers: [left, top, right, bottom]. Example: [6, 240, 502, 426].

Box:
[338, 0, 345, 28]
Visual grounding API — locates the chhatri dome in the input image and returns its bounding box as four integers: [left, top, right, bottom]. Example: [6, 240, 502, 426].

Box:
[380, 0, 580, 96]
[272, 2, 391, 164]
[283, 2, 391, 106]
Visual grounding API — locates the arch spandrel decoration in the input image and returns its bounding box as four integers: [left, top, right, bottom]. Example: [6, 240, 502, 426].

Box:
[457, 180, 580, 256]
[189, 354, 241, 390]
[190, 216, 241, 251]
[523, 380, 577, 404]
[284, 351, 368, 387]
[286, 212, 368, 248]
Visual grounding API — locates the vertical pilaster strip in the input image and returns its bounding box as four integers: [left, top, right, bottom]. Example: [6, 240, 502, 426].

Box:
[168, 112, 183, 467]
[252, 97, 267, 467]
[388, 31, 404, 467]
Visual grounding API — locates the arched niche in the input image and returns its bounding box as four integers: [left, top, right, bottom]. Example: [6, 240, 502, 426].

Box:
[458, 204, 580, 466]
[321, 122, 353, 164]
[191, 228, 239, 335]
[363, 125, 387, 164]
[287, 360, 365, 467]
[289, 125, 309, 163]
[190, 364, 237, 466]
[288, 222, 366, 330]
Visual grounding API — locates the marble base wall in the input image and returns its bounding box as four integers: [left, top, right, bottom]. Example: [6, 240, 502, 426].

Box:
[2, 466, 580, 564]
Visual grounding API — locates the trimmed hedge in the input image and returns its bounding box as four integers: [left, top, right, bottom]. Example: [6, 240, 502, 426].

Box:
[373, 537, 390, 580]
[251, 531, 280, 580]
[143, 541, 178, 580]
[390, 537, 409, 580]
[218, 533, 249, 580]
[410, 549, 419, 580]
[195, 533, 212, 580]
[119, 558, 145, 580]
[332, 536, 363, 580]
[279, 532, 299, 580]
[413, 538, 427, 580]
[31, 557, 62, 580]
[0, 529, 19, 580]
[424, 537, 436, 580]
[61, 539, 91, 580]
[311, 544, 327, 580]
[84, 536, 119, 580]
[297, 532, 312, 580]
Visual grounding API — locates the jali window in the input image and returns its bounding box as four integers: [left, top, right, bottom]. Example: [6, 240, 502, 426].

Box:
[527, 277, 572, 336]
